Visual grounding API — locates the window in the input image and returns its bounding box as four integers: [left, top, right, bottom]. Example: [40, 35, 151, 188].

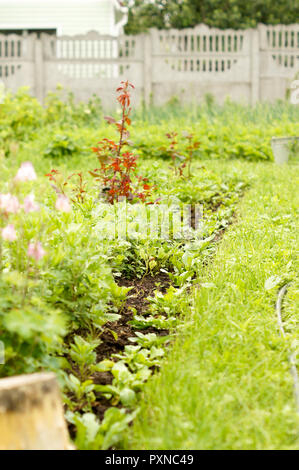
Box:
[0, 29, 57, 38]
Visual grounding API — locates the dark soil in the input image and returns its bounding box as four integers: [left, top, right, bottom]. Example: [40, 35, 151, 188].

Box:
[89, 272, 171, 420]
[95, 272, 170, 361]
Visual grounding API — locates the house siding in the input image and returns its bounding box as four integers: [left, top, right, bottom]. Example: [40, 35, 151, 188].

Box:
[0, 0, 116, 35]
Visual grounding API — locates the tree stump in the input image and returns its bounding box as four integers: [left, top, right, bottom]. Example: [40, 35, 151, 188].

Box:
[0, 372, 72, 450]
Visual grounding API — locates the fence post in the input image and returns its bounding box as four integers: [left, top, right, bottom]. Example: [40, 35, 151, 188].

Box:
[250, 28, 260, 105]
[0, 373, 72, 450]
[34, 35, 44, 102]
[143, 32, 152, 107]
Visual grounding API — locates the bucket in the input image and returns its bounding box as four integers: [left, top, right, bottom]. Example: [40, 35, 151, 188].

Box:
[271, 137, 299, 164]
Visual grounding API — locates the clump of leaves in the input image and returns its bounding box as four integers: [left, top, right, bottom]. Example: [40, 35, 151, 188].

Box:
[90, 81, 152, 203]
[95, 360, 152, 407]
[66, 408, 138, 450]
[0, 272, 67, 377]
[128, 314, 179, 330]
[44, 134, 80, 159]
[68, 335, 100, 380]
[0, 88, 44, 155]
[44, 87, 103, 126]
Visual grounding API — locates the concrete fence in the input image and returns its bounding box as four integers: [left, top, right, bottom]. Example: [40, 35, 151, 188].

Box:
[0, 24, 298, 108]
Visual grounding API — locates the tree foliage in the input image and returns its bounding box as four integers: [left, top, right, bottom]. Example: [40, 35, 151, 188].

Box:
[124, 0, 299, 34]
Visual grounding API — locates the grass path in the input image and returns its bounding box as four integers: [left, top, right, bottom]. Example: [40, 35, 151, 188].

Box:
[125, 161, 299, 450]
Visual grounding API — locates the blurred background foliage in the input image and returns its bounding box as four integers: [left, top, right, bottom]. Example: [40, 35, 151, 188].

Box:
[124, 0, 299, 34]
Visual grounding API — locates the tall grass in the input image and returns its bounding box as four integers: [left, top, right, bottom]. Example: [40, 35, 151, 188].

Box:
[126, 160, 299, 450]
[133, 96, 299, 127]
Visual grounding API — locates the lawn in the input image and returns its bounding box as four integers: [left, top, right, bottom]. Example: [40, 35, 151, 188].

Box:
[126, 160, 299, 450]
[0, 85, 298, 449]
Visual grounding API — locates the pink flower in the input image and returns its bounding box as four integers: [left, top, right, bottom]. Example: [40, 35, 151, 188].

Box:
[14, 162, 37, 182]
[55, 195, 71, 212]
[23, 194, 40, 213]
[2, 224, 17, 241]
[0, 193, 20, 213]
[27, 241, 46, 261]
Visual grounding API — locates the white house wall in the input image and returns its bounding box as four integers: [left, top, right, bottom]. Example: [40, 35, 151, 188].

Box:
[0, 0, 116, 35]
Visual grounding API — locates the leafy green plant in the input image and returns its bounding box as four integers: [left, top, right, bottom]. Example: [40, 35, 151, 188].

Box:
[0, 87, 44, 155]
[64, 374, 96, 412]
[113, 344, 165, 371]
[44, 134, 80, 159]
[44, 87, 102, 127]
[66, 408, 138, 450]
[95, 360, 152, 407]
[129, 331, 170, 348]
[147, 285, 190, 317]
[68, 335, 100, 380]
[128, 314, 179, 330]
[0, 272, 67, 377]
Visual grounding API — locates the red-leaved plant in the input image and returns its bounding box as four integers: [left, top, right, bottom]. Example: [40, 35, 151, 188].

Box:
[161, 131, 200, 178]
[90, 81, 151, 204]
[182, 132, 200, 178]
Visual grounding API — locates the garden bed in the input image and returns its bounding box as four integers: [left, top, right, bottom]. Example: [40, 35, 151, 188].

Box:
[0, 86, 298, 450]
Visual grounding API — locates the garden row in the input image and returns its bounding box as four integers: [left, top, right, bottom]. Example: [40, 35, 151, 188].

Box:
[1, 87, 299, 166]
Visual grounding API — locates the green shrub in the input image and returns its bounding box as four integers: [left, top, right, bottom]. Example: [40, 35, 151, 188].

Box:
[43, 134, 81, 159]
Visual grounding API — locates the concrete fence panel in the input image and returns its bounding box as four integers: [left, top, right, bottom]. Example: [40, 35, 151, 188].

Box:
[0, 24, 298, 107]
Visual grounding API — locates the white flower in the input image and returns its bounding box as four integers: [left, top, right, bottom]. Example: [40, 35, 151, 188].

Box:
[2, 224, 17, 241]
[14, 162, 37, 182]
[55, 195, 71, 212]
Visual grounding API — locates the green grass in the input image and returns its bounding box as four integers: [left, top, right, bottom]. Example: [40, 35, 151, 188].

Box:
[125, 160, 299, 450]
